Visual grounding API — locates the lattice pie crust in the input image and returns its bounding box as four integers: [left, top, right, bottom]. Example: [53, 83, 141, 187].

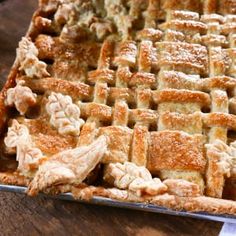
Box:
[1, 0, 236, 215]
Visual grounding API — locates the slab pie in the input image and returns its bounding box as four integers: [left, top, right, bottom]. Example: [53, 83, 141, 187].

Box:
[1, 0, 236, 215]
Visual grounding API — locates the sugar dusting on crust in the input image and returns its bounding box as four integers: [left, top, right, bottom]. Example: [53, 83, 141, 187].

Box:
[27, 135, 107, 196]
[157, 42, 209, 75]
[17, 37, 49, 78]
[149, 131, 206, 172]
[5, 81, 37, 115]
[4, 120, 44, 177]
[155, 89, 211, 106]
[104, 162, 167, 197]
[46, 92, 85, 136]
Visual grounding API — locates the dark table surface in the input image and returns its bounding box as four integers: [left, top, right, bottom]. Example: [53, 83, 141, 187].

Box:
[0, 1, 223, 235]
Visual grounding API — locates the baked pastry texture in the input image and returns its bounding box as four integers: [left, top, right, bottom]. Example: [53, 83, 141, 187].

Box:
[1, 0, 236, 215]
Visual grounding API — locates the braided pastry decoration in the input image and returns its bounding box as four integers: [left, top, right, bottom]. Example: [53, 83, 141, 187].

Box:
[104, 162, 167, 197]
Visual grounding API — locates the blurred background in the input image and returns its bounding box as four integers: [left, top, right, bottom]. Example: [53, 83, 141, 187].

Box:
[0, 0, 36, 87]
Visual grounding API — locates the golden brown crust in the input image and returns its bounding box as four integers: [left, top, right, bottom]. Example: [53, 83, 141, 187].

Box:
[71, 185, 236, 215]
[27, 119, 77, 155]
[35, 35, 101, 65]
[219, 0, 236, 15]
[168, 10, 200, 21]
[157, 42, 209, 75]
[129, 72, 156, 88]
[79, 102, 112, 122]
[151, 194, 236, 215]
[203, 76, 236, 90]
[160, 20, 207, 35]
[203, 113, 236, 131]
[129, 109, 157, 126]
[154, 89, 211, 107]
[19, 76, 92, 100]
[35, 34, 55, 60]
[114, 41, 137, 67]
[136, 28, 163, 42]
[162, 0, 202, 12]
[88, 69, 115, 85]
[98, 126, 132, 163]
[158, 112, 202, 134]
[131, 126, 149, 166]
[205, 143, 225, 198]
[148, 131, 206, 173]
[158, 70, 202, 90]
[0, 172, 30, 186]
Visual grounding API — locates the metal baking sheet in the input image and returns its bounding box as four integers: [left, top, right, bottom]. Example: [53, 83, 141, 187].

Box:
[0, 184, 236, 223]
